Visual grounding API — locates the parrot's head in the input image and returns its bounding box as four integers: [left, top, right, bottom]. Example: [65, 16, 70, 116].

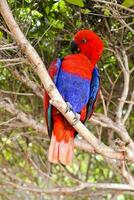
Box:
[71, 30, 104, 64]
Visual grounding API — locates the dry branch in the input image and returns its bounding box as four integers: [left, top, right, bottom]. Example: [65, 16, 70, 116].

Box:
[7, 67, 44, 99]
[116, 49, 130, 123]
[123, 90, 134, 124]
[91, 114, 134, 150]
[1, 181, 134, 195]
[0, 97, 46, 133]
[0, 57, 26, 63]
[92, 0, 134, 14]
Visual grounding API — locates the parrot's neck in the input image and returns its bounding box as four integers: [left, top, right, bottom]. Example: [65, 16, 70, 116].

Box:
[80, 52, 97, 70]
[80, 43, 103, 67]
[83, 52, 100, 67]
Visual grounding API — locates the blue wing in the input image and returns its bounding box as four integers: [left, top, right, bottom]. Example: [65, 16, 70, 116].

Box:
[86, 66, 100, 119]
[53, 58, 62, 84]
[44, 58, 62, 138]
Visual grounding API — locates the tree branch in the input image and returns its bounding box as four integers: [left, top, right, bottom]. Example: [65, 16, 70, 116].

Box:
[0, 97, 46, 134]
[92, 0, 134, 14]
[91, 114, 134, 150]
[123, 90, 134, 124]
[2, 181, 134, 195]
[7, 66, 44, 99]
[115, 49, 130, 123]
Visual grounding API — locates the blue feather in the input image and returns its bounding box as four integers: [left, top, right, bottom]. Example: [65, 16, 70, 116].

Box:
[47, 58, 62, 138]
[87, 66, 100, 118]
[56, 69, 91, 113]
[53, 58, 62, 84]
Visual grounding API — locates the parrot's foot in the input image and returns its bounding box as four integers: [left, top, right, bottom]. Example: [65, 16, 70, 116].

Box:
[72, 113, 80, 126]
[65, 102, 73, 113]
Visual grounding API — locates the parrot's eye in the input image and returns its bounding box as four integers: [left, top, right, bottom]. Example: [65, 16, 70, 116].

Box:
[81, 38, 87, 43]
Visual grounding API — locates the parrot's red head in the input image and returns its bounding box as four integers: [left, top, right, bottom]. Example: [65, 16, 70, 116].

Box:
[71, 30, 104, 65]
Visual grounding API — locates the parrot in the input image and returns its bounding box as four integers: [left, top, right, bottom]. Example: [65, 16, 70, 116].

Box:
[44, 30, 104, 165]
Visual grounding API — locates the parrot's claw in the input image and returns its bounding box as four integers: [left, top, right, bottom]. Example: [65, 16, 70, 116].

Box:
[65, 102, 80, 126]
[65, 102, 73, 113]
[72, 113, 80, 126]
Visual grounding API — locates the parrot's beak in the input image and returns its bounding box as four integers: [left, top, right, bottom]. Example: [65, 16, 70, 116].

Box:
[71, 40, 79, 53]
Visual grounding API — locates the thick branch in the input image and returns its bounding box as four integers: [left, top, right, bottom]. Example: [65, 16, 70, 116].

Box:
[2, 181, 134, 195]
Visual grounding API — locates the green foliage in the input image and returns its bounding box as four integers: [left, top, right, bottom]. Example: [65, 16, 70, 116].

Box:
[0, 31, 3, 40]
[66, 0, 84, 7]
[122, 0, 134, 7]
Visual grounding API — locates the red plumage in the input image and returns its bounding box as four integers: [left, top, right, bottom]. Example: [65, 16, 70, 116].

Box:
[62, 53, 92, 79]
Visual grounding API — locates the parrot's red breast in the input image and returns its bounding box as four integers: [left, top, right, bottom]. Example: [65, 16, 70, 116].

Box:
[62, 53, 92, 80]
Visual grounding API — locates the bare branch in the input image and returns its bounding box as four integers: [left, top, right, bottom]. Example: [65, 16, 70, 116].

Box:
[0, 89, 34, 96]
[120, 161, 134, 185]
[115, 49, 130, 123]
[91, 114, 134, 150]
[0, 45, 18, 50]
[0, 58, 26, 63]
[2, 181, 134, 195]
[7, 67, 44, 99]
[92, 0, 134, 14]
[123, 90, 134, 124]
[119, 18, 134, 34]
[100, 90, 107, 116]
[0, 97, 46, 134]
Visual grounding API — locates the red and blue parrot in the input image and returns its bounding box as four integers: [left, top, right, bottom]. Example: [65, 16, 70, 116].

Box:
[44, 30, 104, 165]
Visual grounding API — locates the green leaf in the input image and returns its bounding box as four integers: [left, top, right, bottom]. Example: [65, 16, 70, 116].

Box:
[117, 195, 125, 200]
[25, 0, 32, 3]
[0, 31, 3, 40]
[66, 0, 84, 7]
[122, 0, 134, 8]
[104, 7, 110, 16]
[45, 6, 50, 14]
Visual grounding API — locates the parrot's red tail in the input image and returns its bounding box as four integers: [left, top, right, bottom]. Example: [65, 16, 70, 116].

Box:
[48, 112, 75, 165]
[48, 133, 74, 165]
